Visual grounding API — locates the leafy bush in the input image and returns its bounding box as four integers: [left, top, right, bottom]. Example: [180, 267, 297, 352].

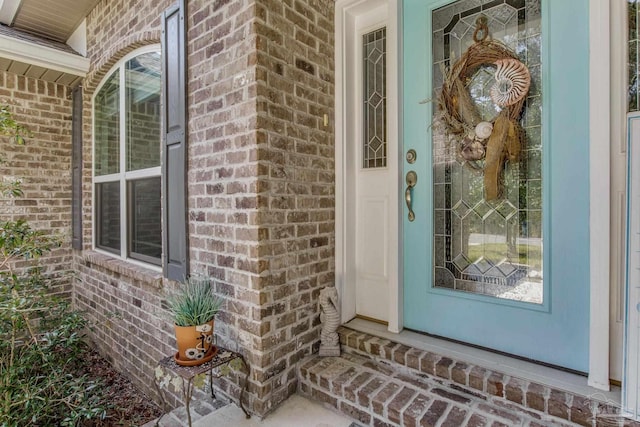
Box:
[0, 106, 107, 426]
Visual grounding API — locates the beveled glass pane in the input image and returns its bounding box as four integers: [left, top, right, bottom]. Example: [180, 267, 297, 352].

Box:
[363, 28, 387, 168]
[96, 181, 120, 253]
[630, 1, 639, 112]
[126, 52, 161, 171]
[432, 0, 543, 304]
[128, 177, 161, 264]
[94, 71, 120, 176]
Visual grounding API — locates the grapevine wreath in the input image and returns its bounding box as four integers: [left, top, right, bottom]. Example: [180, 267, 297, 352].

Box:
[437, 16, 530, 200]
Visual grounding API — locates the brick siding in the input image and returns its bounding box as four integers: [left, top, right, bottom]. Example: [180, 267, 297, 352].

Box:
[74, 0, 335, 416]
[0, 71, 73, 298]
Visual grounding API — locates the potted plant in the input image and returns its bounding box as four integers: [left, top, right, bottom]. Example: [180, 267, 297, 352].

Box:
[167, 276, 223, 366]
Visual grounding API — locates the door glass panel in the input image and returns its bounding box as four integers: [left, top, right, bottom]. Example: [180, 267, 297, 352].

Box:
[363, 28, 387, 168]
[630, 0, 639, 112]
[431, 0, 542, 304]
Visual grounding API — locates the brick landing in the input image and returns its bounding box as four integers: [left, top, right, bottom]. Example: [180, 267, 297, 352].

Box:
[297, 327, 639, 427]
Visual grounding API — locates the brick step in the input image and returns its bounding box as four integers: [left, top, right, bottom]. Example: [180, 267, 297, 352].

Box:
[298, 352, 577, 426]
[298, 326, 639, 427]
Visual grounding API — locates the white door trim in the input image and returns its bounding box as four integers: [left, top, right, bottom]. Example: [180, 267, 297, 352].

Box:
[335, 0, 401, 332]
[588, 0, 612, 391]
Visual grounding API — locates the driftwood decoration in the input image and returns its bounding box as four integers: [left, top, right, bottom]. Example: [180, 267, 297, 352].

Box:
[437, 16, 530, 200]
[319, 287, 340, 357]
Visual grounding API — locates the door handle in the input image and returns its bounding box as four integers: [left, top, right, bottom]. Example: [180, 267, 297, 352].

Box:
[405, 170, 418, 222]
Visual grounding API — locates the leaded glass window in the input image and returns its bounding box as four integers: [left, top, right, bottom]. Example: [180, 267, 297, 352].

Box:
[630, 0, 639, 112]
[363, 28, 387, 168]
[432, 0, 542, 303]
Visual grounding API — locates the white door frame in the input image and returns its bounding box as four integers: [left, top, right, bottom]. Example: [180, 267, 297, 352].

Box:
[335, 0, 612, 390]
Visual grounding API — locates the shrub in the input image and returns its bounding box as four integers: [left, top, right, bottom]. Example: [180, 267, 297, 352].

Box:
[0, 105, 107, 425]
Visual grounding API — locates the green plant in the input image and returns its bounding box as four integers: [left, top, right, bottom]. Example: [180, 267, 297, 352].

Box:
[167, 276, 223, 326]
[0, 104, 30, 199]
[0, 104, 30, 145]
[0, 106, 107, 425]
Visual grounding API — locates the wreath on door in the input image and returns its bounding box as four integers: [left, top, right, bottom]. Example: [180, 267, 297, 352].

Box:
[437, 16, 530, 200]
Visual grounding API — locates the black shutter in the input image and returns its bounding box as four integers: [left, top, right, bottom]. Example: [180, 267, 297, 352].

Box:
[162, 0, 189, 281]
[71, 85, 83, 250]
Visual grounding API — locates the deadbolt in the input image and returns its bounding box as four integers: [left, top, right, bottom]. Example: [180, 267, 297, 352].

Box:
[406, 149, 417, 164]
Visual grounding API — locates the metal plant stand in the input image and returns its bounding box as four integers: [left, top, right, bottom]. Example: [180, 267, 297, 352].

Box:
[154, 347, 251, 427]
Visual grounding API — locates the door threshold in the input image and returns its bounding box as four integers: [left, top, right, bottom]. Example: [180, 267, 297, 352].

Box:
[344, 318, 621, 404]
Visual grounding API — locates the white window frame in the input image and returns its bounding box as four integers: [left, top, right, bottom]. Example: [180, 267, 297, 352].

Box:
[91, 45, 162, 271]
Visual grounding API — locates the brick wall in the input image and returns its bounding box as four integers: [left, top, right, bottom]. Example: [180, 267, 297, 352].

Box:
[76, 0, 335, 416]
[0, 71, 73, 297]
[249, 0, 335, 414]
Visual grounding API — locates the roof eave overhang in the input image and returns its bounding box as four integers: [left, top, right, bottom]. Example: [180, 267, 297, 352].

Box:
[0, 33, 89, 77]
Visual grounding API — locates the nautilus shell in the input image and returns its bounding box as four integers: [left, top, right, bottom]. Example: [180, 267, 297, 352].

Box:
[490, 59, 531, 107]
[474, 121, 493, 140]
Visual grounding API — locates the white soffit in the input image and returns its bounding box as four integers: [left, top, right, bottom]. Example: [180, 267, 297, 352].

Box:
[0, 32, 89, 77]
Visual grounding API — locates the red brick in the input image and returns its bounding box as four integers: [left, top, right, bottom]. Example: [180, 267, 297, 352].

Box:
[468, 366, 488, 391]
[331, 366, 359, 395]
[388, 386, 418, 424]
[344, 372, 373, 403]
[442, 406, 467, 427]
[372, 382, 402, 416]
[393, 344, 412, 365]
[339, 400, 371, 425]
[570, 395, 595, 426]
[548, 389, 570, 420]
[406, 349, 424, 371]
[420, 399, 450, 427]
[465, 414, 488, 427]
[403, 393, 431, 427]
[476, 403, 523, 425]
[504, 378, 525, 404]
[486, 373, 505, 397]
[526, 383, 547, 412]
[451, 362, 469, 385]
[435, 357, 454, 379]
[357, 377, 386, 407]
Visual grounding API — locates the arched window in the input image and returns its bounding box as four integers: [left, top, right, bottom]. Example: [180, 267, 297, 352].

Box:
[93, 46, 162, 266]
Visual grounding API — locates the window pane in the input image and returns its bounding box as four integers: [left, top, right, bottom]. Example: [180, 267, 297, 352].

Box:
[363, 28, 387, 168]
[95, 71, 120, 176]
[126, 52, 161, 171]
[431, 0, 543, 304]
[128, 177, 161, 264]
[96, 182, 120, 253]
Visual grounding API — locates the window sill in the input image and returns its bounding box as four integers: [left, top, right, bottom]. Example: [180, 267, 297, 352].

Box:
[82, 250, 163, 290]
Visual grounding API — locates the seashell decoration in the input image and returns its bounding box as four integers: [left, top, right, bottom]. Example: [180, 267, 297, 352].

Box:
[490, 58, 531, 107]
[474, 121, 493, 140]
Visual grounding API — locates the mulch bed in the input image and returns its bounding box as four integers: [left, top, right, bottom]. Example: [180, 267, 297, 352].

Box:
[80, 349, 164, 426]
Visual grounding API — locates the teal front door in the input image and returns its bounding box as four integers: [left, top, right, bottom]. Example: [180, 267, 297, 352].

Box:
[402, 0, 590, 372]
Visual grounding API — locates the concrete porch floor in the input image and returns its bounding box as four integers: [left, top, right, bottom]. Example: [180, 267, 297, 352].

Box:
[143, 393, 359, 427]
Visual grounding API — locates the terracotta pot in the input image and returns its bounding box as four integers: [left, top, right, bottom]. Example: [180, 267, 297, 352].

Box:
[174, 320, 215, 366]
